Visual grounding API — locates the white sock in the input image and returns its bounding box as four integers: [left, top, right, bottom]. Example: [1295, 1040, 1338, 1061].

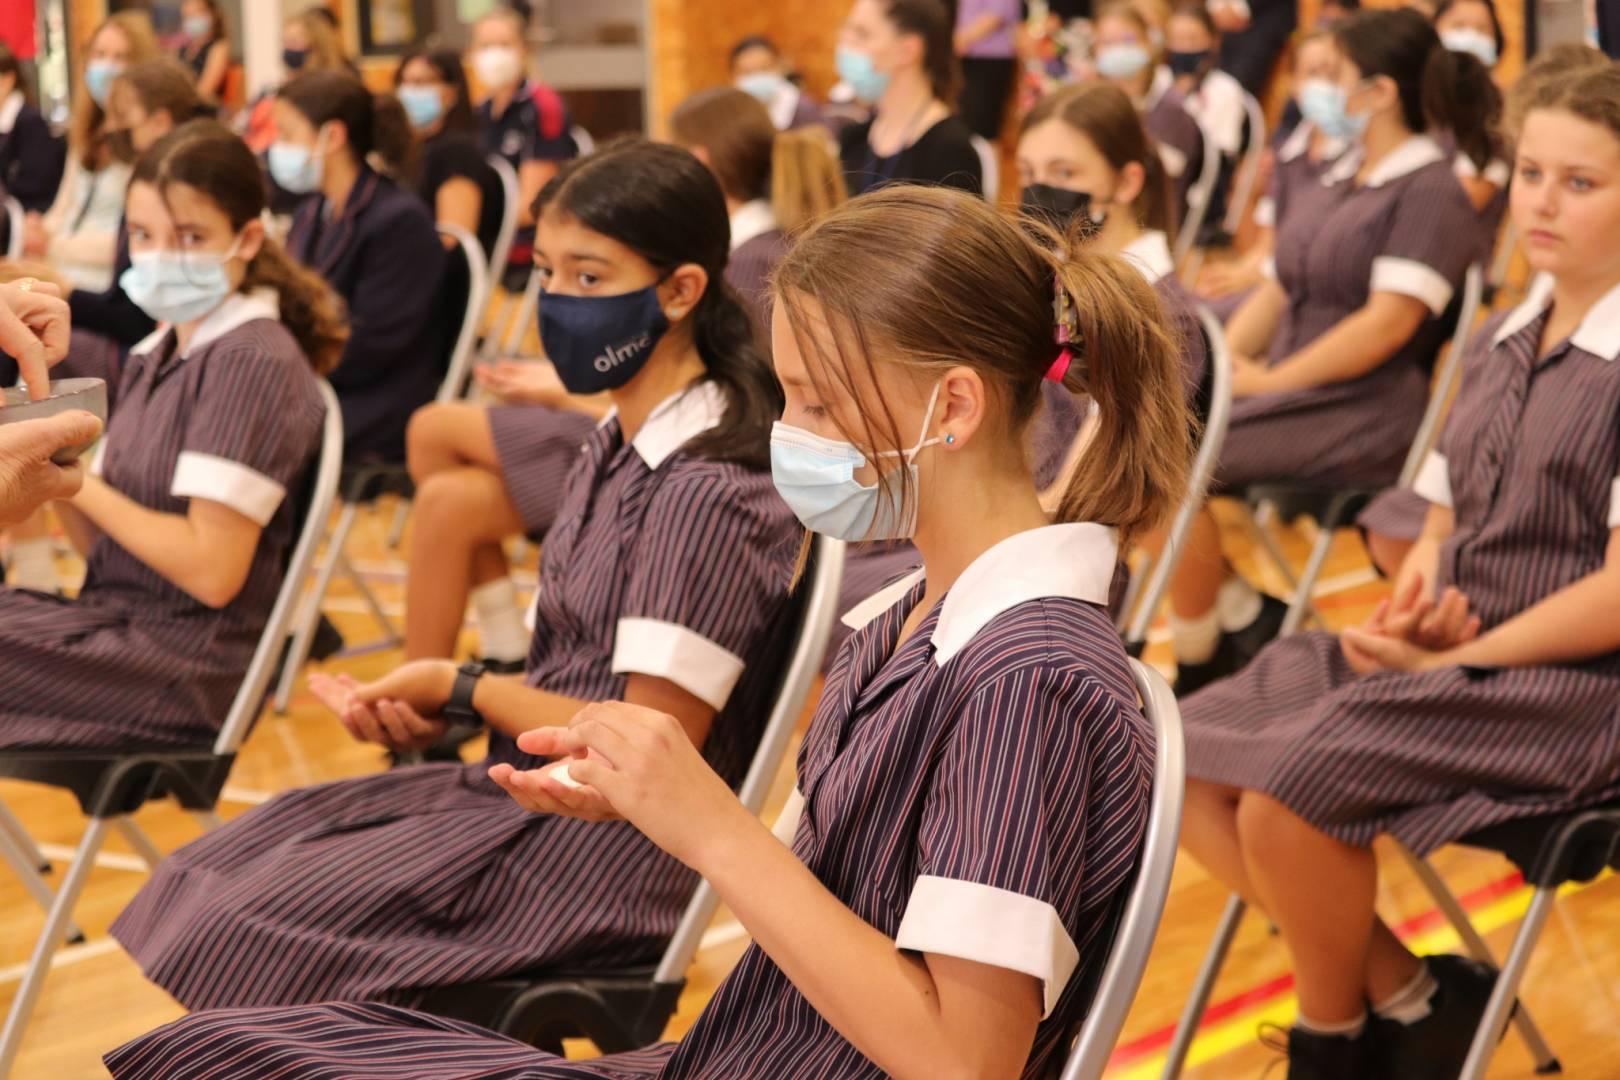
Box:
[1170, 606, 1221, 665]
[1295, 1010, 1367, 1038]
[7, 538, 58, 592]
[1373, 961, 1439, 1025]
[472, 577, 529, 662]
[1216, 576, 1262, 632]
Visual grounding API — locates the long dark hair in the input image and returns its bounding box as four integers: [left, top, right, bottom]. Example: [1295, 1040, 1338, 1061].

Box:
[535, 138, 781, 470]
[393, 47, 476, 134]
[882, 0, 961, 106]
[133, 120, 347, 373]
[279, 69, 416, 179]
[1334, 7, 1500, 170]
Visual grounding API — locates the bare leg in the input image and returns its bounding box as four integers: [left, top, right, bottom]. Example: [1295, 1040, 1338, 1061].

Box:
[1169, 504, 1228, 619]
[1181, 778, 1260, 902]
[1363, 530, 1415, 581]
[1365, 914, 1424, 1003]
[406, 402, 503, 485]
[1238, 792, 1376, 1022]
[404, 468, 525, 660]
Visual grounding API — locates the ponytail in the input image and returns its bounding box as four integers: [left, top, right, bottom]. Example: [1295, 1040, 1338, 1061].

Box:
[1137, 133, 1177, 243]
[1422, 46, 1500, 172]
[242, 241, 349, 375]
[280, 70, 416, 179]
[1045, 246, 1188, 542]
[770, 129, 847, 235]
[368, 91, 417, 178]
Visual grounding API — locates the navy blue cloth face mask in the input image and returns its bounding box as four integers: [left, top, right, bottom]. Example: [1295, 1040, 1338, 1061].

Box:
[538, 283, 672, 394]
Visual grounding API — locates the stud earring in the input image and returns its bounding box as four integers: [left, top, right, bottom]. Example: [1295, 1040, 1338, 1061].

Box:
[944, 433, 956, 445]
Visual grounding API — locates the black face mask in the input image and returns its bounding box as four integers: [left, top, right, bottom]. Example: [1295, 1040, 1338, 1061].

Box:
[1019, 184, 1107, 238]
[104, 128, 136, 163]
[283, 47, 309, 71]
[1168, 49, 1212, 77]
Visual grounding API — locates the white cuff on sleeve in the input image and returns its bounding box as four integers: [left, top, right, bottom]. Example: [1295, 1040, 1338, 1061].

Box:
[171, 451, 286, 526]
[1157, 143, 1188, 180]
[1260, 255, 1278, 281]
[896, 875, 1079, 1018]
[1371, 256, 1455, 316]
[1484, 158, 1512, 187]
[612, 617, 746, 711]
[1413, 450, 1453, 509]
[1608, 477, 1620, 528]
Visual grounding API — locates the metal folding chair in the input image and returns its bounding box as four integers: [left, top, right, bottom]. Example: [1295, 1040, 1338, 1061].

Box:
[0, 381, 344, 1078]
[476, 154, 524, 368]
[1059, 660, 1186, 1079]
[1118, 306, 1234, 654]
[417, 536, 847, 1051]
[272, 226, 489, 711]
[1173, 120, 1221, 271]
[1220, 91, 1267, 237]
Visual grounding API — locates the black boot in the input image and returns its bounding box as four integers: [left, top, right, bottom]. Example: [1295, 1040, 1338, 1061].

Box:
[1261, 1022, 1369, 1080]
[1368, 955, 1503, 1080]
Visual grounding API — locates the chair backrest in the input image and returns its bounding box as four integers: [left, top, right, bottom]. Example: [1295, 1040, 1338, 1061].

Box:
[1122, 306, 1232, 645]
[3, 196, 23, 260]
[435, 223, 491, 403]
[1059, 659, 1186, 1080]
[651, 536, 848, 984]
[1397, 263, 1482, 488]
[971, 134, 1000, 202]
[1174, 120, 1222, 267]
[1221, 91, 1268, 235]
[212, 380, 344, 756]
[484, 153, 521, 280]
[572, 125, 597, 157]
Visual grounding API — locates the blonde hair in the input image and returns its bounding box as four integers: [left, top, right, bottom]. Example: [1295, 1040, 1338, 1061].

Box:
[285, 10, 349, 74]
[1505, 44, 1613, 141]
[72, 11, 161, 169]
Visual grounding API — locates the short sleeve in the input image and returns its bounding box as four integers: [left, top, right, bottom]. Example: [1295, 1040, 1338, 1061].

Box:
[613, 472, 792, 710]
[895, 664, 1150, 1017]
[172, 345, 317, 525]
[1368, 172, 1475, 316]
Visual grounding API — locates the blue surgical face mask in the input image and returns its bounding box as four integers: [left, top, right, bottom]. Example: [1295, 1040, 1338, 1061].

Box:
[398, 85, 445, 130]
[85, 60, 123, 107]
[1297, 77, 1369, 141]
[1095, 43, 1152, 80]
[836, 46, 891, 102]
[120, 239, 243, 325]
[184, 14, 214, 39]
[770, 382, 946, 542]
[1440, 28, 1498, 68]
[538, 283, 671, 394]
[737, 71, 791, 106]
[268, 136, 324, 195]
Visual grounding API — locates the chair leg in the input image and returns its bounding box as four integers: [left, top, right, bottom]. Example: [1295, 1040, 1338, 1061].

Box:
[192, 810, 224, 831]
[112, 818, 164, 871]
[386, 498, 411, 550]
[0, 801, 46, 872]
[0, 816, 57, 914]
[0, 818, 110, 1077]
[1279, 524, 1337, 637]
[1162, 893, 1247, 1079]
[273, 502, 359, 713]
[1395, 845, 1560, 1072]
[1459, 887, 1562, 1080]
[338, 551, 402, 645]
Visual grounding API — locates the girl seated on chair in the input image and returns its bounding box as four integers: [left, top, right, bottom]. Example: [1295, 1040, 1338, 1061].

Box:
[1160, 8, 1489, 695]
[107, 181, 1190, 1080]
[1177, 65, 1620, 1080]
[109, 138, 801, 1014]
[0, 120, 338, 750]
[402, 97, 841, 670]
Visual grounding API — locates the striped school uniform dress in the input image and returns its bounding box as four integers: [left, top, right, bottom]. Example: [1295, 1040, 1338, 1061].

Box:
[1143, 67, 1206, 215]
[1182, 282, 1620, 856]
[109, 380, 799, 1009]
[0, 290, 322, 750]
[489, 203, 788, 537]
[1121, 228, 1210, 406]
[107, 523, 1152, 1080]
[1215, 135, 1481, 493]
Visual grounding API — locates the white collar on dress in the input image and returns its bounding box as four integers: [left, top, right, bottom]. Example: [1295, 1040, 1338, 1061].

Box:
[1120, 229, 1174, 284]
[767, 83, 802, 131]
[839, 522, 1121, 666]
[1490, 273, 1620, 360]
[730, 199, 779, 252]
[1277, 118, 1348, 165]
[0, 91, 23, 134]
[1144, 65, 1174, 111]
[1321, 134, 1445, 189]
[598, 379, 730, 469]
[129, 288, 282, 360]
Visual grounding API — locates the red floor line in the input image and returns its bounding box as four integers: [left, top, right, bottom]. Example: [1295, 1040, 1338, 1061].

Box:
[1107, 866, 1527, 1066]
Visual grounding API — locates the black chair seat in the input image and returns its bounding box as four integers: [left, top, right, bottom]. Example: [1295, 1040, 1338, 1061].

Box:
[340, 461, 414, 504]
[1244, 484, 1377, 529]
[0, 747, 232, 817]
[418, 965, 681, 1054]
[1458, 801, 1620, 889]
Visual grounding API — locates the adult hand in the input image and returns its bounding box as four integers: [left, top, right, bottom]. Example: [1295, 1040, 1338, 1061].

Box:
[494, 701, 749, 869]
[0, 279, 71, 400]
[473, 360, 570, 406]
[0, 412, 102, 526]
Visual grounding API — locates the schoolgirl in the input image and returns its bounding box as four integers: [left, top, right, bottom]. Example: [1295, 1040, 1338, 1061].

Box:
[1178, 66, 1620, 1079]
[394, 47, 505, 259]
[107, 179, 1190, 1080]
[0, 119, 338, 750]
[175, 0, 230, 104]
[0, 43, 63, 217]
[273, 70, 449, 463]
[109, 139, 801, 1014]
[1161, 8, 1488, 694]
[836, 0, 984, 197]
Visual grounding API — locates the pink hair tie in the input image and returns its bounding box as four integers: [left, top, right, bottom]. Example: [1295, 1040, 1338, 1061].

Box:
[1046, 348, 1075, 383]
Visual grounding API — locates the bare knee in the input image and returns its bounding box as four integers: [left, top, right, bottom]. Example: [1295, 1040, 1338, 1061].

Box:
[1363, 530, 1413, 579]
[1235, 790, 1299, 851]
[407, 403, 488, 483]
[414, 470, 507, 545]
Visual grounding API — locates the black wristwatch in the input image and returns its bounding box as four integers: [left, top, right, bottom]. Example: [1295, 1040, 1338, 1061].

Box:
[443, 662, 486, 727]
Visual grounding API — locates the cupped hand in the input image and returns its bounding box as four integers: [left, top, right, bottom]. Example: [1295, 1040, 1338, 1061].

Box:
[473, 360, 569, 406]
